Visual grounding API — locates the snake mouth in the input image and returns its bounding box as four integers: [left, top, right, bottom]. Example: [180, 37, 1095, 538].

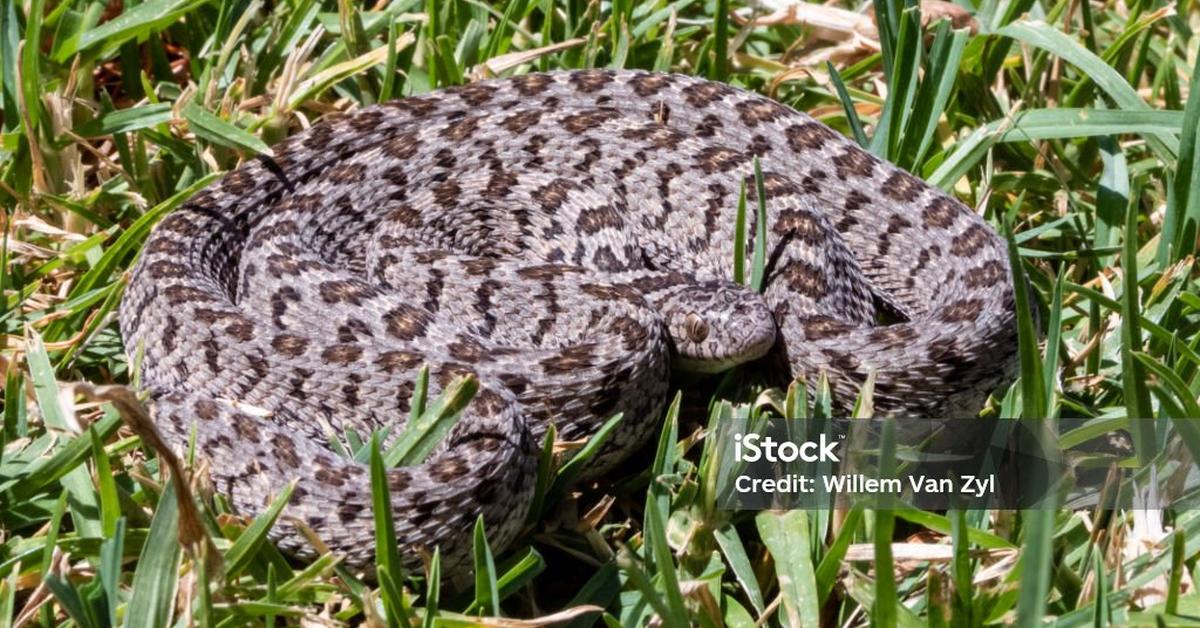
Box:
[674, 328, 776, 374]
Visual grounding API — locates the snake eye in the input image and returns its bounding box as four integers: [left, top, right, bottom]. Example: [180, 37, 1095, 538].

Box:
[685, 312, 709, 343]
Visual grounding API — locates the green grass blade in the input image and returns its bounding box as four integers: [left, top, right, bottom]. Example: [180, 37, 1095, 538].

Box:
[1043, 269, 1065, 416]
[422, 548, 441, 628]
[827, 61, 868, 147]
[756, 511, 820, 626]
[1160, 46, 1200, 264]
[996, 20, 1176, 161]
[714, 523, 765, 614]
[88, 425, 120, 538]
[709, 0, 728, 81]
[59, 0, 209, 62]
[369, 435, 411, 626]
[733, 180, 747, 285]
[1015, 508, 1057, 626]
[472, 515, 500, 617]
[99, 517, 125, 627]
[815, 505, 863, 603]
[124, 483, 182, 628]
[643, 491, 687, 623]
[546, 413, 622, 506]
[224, 481, 295, 580]
[77, 103, 173, 136]
[1003, 217, 1046, 419]
[182, 102, 273, 156]
[750, 157, 768, 293]
[25, 330, 103, 539]
[1167, 530, 1185, 615]
[873, 422, 897, 626]
[385, 373, 475, 467]
[1120, 202, 1154, 462]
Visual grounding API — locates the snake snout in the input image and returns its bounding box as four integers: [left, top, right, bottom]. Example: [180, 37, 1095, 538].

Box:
[668, 283, 777, 374]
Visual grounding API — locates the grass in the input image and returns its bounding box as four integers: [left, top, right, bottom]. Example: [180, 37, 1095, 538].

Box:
[2, 0, 1200, 625]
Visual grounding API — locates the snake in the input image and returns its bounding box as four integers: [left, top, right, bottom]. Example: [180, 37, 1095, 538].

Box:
[118, 69, 1019, 573]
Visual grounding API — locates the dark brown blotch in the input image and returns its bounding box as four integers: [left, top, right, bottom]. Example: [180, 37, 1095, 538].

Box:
[319, 280, 376, 305]
[580, 282, 643, 303]
[534, 178, 575, 211]
[922, 197, 960, 230]
[431, 457, 469, 482]
[883, 171, 927, 202]
[926, 337, 975, 373]
[832, 147, 875, 179]
[774, 209, 825, 244]
[440, 115, 480, 142]
[272, 433, 300, 468]
[375, 350, 424, 374]
[561, 108, 621, 134]
[447, 337, 493, 363]
[696, 113, 723, 137]
[386, 96, 439, 118]
[501, 110, 543, 134]
[461, 257, 498, 276]
[386, 203, 422, 228]
[322, 343, 363, 365]
[326, 162, 366, 184]
[383, 305, 433, 340]
[381, 130, 421, 160]
[233, 411, 261, 442]
[577, 204, 625, 234]
[867, 325, 919, 346]
[454, 82, 498, 106]
[516, 264, 582, 281]
[800, 315, 855, 340]
[939, 298, 984, 323]
[485, 169, 518, 200]
[511, 73, 554, 96]
[225, 320, 256, 342]
[622, 124, 685, 150]
[780, 261, 828, 299]
[823, 348, 860, 373]
[965, 260, 1006, 288]
[694, 146, 745, 174]
[336, 502, 364, 523]
[347, 108, 384, 132]
[540, 344, 597, 374]
[433, 179, 461, 207]
[570, 70, 614, 93]
[950, 224, 990, 257]
[147, 260, 190, 279]
[786, 122, 839, 152]
[736, 98, 787, 127]
[272, 334, 309, 357]
[610, 315, 649, 351]
[163, 285, 213, 305]
[194, 399, 221, 421]
[629, 72, 672, 96]
[748, 172, 801, 199]
[682, 81, 731, 107]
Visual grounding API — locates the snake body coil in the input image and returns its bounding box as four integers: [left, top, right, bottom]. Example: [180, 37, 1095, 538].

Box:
[120, 70, 1018, 571]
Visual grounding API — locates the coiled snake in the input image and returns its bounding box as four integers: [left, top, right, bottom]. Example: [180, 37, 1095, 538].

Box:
[119, 70, 1018, 572]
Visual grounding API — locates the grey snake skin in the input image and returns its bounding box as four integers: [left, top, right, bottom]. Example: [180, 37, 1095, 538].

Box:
[119, 70, 1018, 573]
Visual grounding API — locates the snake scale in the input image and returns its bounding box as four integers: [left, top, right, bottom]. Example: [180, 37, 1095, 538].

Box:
[119, 70, 1019, 573]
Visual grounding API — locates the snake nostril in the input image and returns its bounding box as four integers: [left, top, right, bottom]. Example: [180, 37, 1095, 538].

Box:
[685, 312, 709, 343]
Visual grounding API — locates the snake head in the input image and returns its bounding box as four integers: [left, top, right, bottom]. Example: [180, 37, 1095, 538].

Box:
[663, 282, 777, 373]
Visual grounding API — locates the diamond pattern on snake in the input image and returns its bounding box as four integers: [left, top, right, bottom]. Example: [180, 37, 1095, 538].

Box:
[119, 69, 1019, 572]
